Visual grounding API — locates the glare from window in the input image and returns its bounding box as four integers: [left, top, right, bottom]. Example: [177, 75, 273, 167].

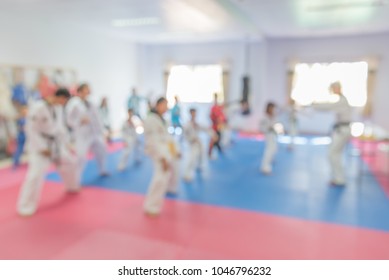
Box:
[166, 65, 223, 106]
[291, 61, 368, 107]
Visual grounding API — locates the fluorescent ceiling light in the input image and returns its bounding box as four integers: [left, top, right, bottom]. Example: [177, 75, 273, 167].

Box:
[111, 17, 160, 27]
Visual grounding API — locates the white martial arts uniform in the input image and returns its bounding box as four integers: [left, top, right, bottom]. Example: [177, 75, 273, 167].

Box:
[65, 96, 108, 180]
[313, 95, 352, 185]
[117, 119, 141, 171]
[143, 112, 179, 215]
[288, 105, 298, 149]
[183, 120, 212, 182]
[260, 114, 278, 174]
[17, 100, 79, 216]
[222, 103, 240, 147]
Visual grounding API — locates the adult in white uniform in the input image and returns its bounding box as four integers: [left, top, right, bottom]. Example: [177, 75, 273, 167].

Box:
[183, 108, 215, 182]
[260, 102, 278, 174]
[66, 83, 108, 181]
[312, 81, 352, 186]
[117, 108, 141, 171]
[17, 88, 80, 216]
[143, 97, 180, 216]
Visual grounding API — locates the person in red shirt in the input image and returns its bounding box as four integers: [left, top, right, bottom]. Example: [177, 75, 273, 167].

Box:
[208, 93, 226, 158]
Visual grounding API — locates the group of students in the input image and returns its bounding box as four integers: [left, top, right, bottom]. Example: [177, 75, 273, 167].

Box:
[2, 70, 77, 168]
[168, 93, 229, 158]
[17, 84, 109, 216]
[260, 81, 352, 187]
[15, 84, 229, 217]
[126, 81, 352, 211]
[16, 80, 352, 217]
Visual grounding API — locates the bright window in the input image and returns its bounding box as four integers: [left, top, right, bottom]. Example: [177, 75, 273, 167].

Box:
[291, 61, 368, 107]
[166, 65, 223, 106]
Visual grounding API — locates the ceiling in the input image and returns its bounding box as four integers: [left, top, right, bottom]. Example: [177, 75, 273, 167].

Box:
[0, 0, 388, 43]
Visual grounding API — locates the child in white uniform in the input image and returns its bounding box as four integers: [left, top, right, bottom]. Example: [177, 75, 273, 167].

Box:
[287, 99, 299, 150]
[143, 97, 180, 216]
[117, 109, 141, 171]
[183, 108, 215, 182]
[17, 88, 80, 216]
[65, 83, 108, 181]
[260, 102, 278, 175]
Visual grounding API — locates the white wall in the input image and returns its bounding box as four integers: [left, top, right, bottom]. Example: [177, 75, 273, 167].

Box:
[0, 21, 137, 130]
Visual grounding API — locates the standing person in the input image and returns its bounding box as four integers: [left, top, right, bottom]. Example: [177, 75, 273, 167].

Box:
[0, 71, 16, 120]
[260, 102, 278, 175]
[127, 87, 141, 118]
[29, 72, 44, 102]
[66, 83, 109, 181]
[11, 70, 29, 160]
[147, 99, 153, 113]
[117, 109, 141, 171]
[287, 99, 299, 151]
[17, 88, 80, 216]
[183, 108, 215, 182]
[221, 102, 234, 148]
[208, 93, 226, 159]
[311, 81, 352, 186]
[99, 97, 112, 142]
[36, 72, 55, 101]
[11, 69, 29, 112]
[170, 96, 182, 134]
[0, 71, 17, 157]
[12, 106, 27, 168]
[143, 97, 180, 216]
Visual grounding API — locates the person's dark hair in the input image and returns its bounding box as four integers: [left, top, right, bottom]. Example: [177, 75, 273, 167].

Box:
[77, 83, 88, 93]
[127, 108, 134, 113]
[189, 108, 196, 114]
[156, 97, 167, 105]
[265, 102, 276, 114]
[55, 88, 71, 99]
